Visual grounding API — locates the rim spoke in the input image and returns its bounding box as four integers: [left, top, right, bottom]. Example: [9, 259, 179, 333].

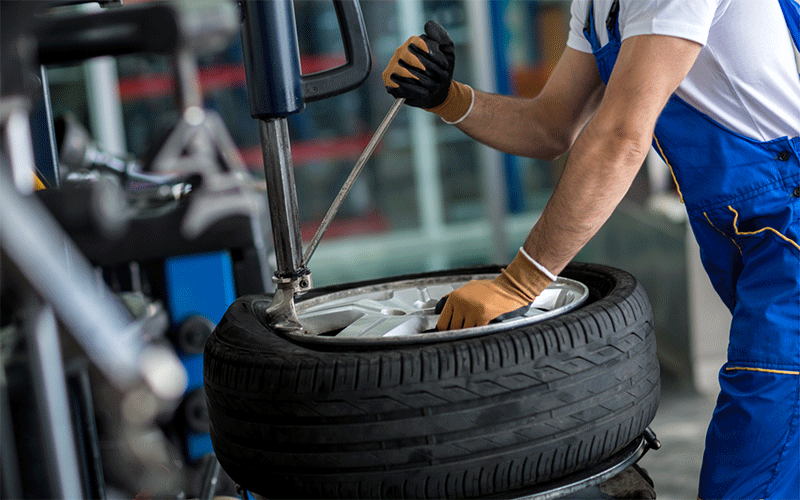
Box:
[336, 314, 428, 338]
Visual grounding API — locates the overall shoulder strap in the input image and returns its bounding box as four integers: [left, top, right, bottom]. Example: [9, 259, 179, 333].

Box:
[777, 0, 800, 75]
[583, 1, 602, 51]
[605, 0, 620, 36]
[583, 0, 621, 49]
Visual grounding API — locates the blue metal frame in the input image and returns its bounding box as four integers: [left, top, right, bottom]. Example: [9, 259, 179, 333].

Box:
[164, 251, 237, 461]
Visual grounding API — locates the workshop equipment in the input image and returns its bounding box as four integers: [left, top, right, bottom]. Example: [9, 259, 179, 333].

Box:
[1, 2, 275, 496]
[239, 0, 372, 333]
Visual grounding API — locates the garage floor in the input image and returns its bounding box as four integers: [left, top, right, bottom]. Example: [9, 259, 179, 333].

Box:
[636, 370, 718, 500]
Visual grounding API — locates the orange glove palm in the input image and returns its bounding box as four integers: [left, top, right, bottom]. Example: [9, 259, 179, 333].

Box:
[436, 250, 553, 330]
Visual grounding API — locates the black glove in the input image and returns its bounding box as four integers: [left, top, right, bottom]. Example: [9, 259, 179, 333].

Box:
[382, 20, 455, 109]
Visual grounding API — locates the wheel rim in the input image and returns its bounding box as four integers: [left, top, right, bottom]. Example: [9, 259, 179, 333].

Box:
[294, 274, 589, 341]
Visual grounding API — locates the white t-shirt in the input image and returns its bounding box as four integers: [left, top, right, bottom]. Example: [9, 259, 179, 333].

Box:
[566, 0, 800, 142]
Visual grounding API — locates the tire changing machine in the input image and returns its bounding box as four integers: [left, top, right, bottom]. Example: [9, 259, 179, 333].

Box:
[236, 1, 662, 498]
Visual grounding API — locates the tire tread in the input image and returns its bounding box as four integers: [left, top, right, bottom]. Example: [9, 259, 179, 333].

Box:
[204, 263, 659, 498]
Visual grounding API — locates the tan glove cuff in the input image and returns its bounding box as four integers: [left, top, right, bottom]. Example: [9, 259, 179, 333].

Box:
[494, 249, 553, 303]
[426, 81, 474, 124]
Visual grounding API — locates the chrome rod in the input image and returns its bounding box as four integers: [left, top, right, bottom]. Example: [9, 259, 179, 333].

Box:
[302, 98, 404, 266]
[259, 117, 305, 275]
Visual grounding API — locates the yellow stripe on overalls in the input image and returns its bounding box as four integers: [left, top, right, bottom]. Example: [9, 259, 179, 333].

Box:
[726, 366, 800, 375]
[728, 206, 800, 252]
[703, 212, 743, 256]
[652, 134, 684, 203]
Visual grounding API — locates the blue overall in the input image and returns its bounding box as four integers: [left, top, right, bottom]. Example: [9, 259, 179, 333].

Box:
[584, 1, 800, 498]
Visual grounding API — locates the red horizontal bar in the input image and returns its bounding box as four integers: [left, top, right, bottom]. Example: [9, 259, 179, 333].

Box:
[300, 210, 390, 240]
[118, 55, 347, 102]
[240, 132, 376, 167]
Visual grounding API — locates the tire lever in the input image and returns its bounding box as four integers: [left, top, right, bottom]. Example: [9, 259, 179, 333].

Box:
[302, 98, 405, 267]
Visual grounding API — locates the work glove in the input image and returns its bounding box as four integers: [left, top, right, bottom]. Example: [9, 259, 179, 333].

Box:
[382, 20, 474, 124]
[436, 249, 554, 331]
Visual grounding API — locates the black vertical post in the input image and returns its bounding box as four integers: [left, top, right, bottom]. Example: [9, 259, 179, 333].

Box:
[240, 0, 305, 119]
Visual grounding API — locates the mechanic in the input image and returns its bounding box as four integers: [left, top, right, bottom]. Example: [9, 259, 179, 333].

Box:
[382, 0, 800, 498]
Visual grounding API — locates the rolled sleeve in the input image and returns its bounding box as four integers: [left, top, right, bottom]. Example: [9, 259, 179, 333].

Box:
[566, 0, 719, 52]
[622, 0, 719, 46]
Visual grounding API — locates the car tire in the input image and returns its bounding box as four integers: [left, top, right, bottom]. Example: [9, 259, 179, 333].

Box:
[203, 262, 659, 499]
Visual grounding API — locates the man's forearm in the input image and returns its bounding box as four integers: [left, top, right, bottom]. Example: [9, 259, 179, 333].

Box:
[455, 91, 570, 160]
[522, 118, 651, 275]
[451, 47, 605, 160]
[520, 35, 702, 275]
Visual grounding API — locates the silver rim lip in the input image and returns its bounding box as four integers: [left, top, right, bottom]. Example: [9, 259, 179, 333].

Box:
[287, 274, 590, 345]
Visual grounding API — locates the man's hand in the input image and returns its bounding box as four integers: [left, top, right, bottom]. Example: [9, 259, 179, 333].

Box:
[436, 249, 553, 330]
[382, 20, 473, 123]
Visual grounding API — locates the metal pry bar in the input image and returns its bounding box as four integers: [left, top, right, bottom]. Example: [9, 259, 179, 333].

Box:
[302, 98, 405, 266]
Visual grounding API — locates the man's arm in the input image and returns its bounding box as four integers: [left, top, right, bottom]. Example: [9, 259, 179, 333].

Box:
[524, 34, 702, 275]
[455, 47, 605, 160]
[383, 23, 604, 161]
[437, 34, 702, 330]
[384, 26, 703, 329]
